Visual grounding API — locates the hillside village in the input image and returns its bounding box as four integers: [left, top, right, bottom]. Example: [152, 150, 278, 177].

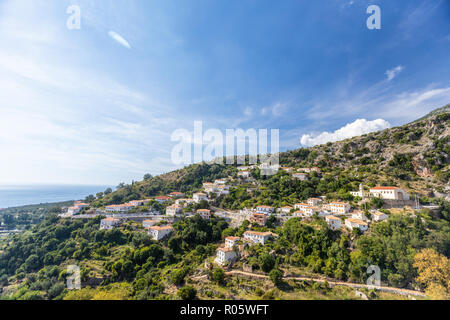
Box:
[0, 106, 449, 300]
[60, 165, 420, 268]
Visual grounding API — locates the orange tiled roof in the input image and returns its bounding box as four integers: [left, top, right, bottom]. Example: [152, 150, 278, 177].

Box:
[370, 186, 399, 190]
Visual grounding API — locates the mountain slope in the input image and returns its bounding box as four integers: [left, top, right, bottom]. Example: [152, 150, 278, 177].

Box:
[93, 104, 449, 208]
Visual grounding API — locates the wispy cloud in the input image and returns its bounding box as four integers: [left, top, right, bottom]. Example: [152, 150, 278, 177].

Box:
[108, 31, 131, 49]
[300, 118, 391, 147]
[385, 65, 404, 81]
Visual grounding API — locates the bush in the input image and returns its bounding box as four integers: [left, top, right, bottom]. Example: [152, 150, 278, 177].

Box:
[177, 285, 197, 300]
[269, 269, 283, 286]
[212, 268, 225, 284]
[259, 253, 275, 273]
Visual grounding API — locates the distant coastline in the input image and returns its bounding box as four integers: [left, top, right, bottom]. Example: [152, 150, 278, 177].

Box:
[0, 184, 112, 209]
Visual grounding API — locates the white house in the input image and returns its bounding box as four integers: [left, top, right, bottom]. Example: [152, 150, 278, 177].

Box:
[155, 196, 170, 203]
[166, 204, 183, 216]
[369, 187, 410, 200]
[292, 173, 308, 180]
[243, 231, 272, 245]
[129, 200, 145, 207]
[203, 182, 217, 193]
[105, 203, 134, 213]
[237, 170, 250, 178]
[142, 220, 156, 228]
[197, 209, 211, 219]
[225, 236, 240, 248]
[100, 217, 121, 230]
[307, 198, 322, 206]
[147, 225, 173, 240]
[293, 210, 307, 218]
[280, 206, 293, 214]
[326, 202, 351, 215]
[351, 211, 367, 221]
[214, 247, 237, 265]
[214, 178, 228, 185]
[169, 192, 184, 198]
[193, 192, 208, 203]
[325, 215, 342, 231]
[67, 206, 81, 216]
[294, 203, 309, 210]
[293, 203, 320, 216]
[76, 203, 89, 209]
[350, 184, 367, 198]
[345, 218, 368, 232]
[372, 211, 389, 222]
[217, 185, 229, 195]
[256, 205, 274, 214]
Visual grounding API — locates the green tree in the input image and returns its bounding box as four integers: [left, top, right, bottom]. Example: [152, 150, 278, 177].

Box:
[177, 286, 197, 300]
[259, 253, 275, 273]
[212, 268, 225, 284]
[269, 268, 283, 286]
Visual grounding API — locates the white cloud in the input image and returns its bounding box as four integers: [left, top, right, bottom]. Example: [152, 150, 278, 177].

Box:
[108, 31, 131, 49]
[261, 102, 288, 117]
[300, 118, 391, 147]
[243, 107, 253, 117]
[385, 65, 404, 81]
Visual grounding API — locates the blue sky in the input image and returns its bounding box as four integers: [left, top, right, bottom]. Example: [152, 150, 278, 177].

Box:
[0, 0, 449, 185]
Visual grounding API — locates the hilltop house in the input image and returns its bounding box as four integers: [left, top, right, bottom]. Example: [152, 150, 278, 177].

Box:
[369, 187, 410, 200]
[372, 211, 389, 222]
[155, 196, 170, 203]
[147, 225, 173, 241]
[105, 203, 134, 213]
[280, 206, 293, 214]
[345, 218, 368, 232]
[203, 182, 218, 193]
[67, 202, 90, 216]
[197, 209, 211, 219]
[292, 172, 308, 180]
[193, 192, 208, 203]
[350, 184, 367, 198]
[129, 200, 145, 207]
[166, 204, 183, 216]
[325, 215, 342, 231]
[214, 178, 228, 185]
[256, 205, 274, 215]
[294, 203, 309, 211]
[100, 217, 121, 230]
[325, 202, 351, 215]
[169, 192, 184, 198]
[237, 170, 250, 178]
[243, 231, 272, 245]
[225, 236, 240, 248]
[307, 198, 322, 206]
[293, 210, 307, 218]
[76, 203, 89, 209]
[351, 211, 367, 221]
[215, 247, 237, 266]
[217, 185, 229, 195]
[250, 213, 268, 226]
[67, 206, 81, 216]
[142, 220, 156, 228]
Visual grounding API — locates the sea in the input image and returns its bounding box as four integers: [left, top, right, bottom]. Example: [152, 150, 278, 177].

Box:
[0, 185, 113, 209]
